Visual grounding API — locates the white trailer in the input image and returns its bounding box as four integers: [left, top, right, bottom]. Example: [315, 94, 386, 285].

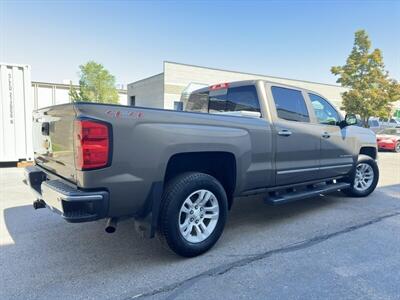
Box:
[0, 63, 33, 162]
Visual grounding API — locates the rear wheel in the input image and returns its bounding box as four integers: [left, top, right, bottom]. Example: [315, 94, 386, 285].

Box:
[159, 172, 228, 257]
[342, 155, 379, 197]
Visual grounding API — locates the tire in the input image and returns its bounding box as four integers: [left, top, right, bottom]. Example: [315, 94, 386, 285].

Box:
[342, 154, 379, 197]
[395, 142, 400, 153]
[159, 172, 228, 257]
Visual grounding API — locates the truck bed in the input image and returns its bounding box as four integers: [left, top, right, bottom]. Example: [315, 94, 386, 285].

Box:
[32, 102, 272, 217]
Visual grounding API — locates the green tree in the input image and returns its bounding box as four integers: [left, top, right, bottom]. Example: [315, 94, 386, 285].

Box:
[331, 30, 400, 126]
[69, 61, 119, 104]
[388, 79, 400, 116]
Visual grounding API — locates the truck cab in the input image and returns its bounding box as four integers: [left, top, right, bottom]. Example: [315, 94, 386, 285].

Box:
[184, 80, 375, 186]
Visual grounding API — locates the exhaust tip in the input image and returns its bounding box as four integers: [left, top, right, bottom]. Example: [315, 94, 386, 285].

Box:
[105, 226, 116, 234]
[33, 199, 45, 210]
[105, 217, 118, 233]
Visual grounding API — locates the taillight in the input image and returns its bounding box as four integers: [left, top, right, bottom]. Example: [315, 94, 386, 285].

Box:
[74, 120, 110, 170]
[210, 83, 229, 90]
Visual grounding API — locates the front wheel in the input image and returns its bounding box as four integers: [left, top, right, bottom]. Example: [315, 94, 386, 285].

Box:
[342, 155, 379, 197]
[159, 172, 228, 257]
[395, 141, 400, 153]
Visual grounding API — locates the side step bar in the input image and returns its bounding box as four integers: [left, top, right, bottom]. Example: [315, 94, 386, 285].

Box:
[265, 182, 350, 205]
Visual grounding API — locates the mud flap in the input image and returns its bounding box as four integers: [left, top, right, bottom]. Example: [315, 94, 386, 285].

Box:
[134, 182, 163, 238]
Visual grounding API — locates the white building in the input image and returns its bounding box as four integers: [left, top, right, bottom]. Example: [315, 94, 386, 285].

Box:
[32, 81, 127, 109]
[128, 61, 348, 110]
[0, 63, 127, 162]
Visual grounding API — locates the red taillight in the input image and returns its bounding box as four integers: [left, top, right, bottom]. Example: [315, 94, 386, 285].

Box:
[210, 83, 229, 90]
[74, 120, 110, 170]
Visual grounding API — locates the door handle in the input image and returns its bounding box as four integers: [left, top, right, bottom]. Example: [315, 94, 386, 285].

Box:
[278, 129, 292, 137]
[322, 132, 331, 139]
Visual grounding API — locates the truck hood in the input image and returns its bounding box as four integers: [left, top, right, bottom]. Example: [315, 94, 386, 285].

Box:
[346, 126, 377, 148]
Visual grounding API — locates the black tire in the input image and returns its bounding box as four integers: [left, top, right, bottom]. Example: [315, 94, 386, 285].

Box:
[159, 172, 228, 257]
[342, 154, 379, 197]
[395, 141, 400, 153]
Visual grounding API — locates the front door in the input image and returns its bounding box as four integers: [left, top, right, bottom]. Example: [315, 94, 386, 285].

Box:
[307, 93, 355, 178]
[269, 85, 322, 186]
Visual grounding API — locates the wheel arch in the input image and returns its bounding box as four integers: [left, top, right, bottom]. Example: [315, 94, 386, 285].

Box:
[359, 146, 377, 160]
[164, 151, 237, 209]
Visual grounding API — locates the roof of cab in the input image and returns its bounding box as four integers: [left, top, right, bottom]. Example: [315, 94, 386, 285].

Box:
[190, 79, 325, 97]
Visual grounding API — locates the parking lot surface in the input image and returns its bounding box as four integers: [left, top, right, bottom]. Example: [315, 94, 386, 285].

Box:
[1, 153, 399, 300]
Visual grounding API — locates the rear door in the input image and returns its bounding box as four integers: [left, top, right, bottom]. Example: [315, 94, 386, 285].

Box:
[267, 84, 322, 186]
[33, 104, 77, 183]
[185, 83, 273, 190]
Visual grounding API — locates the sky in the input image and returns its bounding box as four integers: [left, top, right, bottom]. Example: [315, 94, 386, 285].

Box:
[1, 0, 399, 86]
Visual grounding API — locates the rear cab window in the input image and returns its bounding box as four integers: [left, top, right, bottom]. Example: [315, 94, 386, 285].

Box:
[271, 86, 309, 122]
[184, 91, 209, 113]
[184, 84, 261, 118]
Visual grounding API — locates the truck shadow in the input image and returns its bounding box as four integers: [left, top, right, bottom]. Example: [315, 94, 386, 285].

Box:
[2, 183, 399, 269]
[226, 184, 400, 234]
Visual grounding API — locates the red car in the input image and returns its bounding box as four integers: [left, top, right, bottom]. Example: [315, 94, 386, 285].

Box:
[376, 128, 400, 152]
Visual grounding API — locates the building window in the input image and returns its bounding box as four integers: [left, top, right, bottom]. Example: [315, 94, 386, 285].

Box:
[174, 101, 183, 111]
[130, 96, 136, 106]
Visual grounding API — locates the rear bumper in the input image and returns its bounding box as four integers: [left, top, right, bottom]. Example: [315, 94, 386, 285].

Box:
[24, 165, 109, 223]
[377, 141, 396, 150]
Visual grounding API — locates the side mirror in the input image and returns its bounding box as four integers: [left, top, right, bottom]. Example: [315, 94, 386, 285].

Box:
[345, 114, 357, 126]
[340, 114, 357, 128]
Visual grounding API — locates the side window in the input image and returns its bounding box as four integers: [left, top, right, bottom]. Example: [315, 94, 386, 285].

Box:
[309, 93, 340, 125]
[369, 120, 379, 127]
[271, 86, 309, 122]
[209, 85, 260, 114]
[227, 85, 260, 112]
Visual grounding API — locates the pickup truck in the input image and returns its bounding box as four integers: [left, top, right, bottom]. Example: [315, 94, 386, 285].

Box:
[25, 80, 379, 257]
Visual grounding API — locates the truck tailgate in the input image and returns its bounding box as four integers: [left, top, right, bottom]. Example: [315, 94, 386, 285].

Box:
[32, 104, 77, 183]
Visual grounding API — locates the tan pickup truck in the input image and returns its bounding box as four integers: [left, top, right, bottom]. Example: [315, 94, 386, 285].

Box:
[25, 80, 379, 257]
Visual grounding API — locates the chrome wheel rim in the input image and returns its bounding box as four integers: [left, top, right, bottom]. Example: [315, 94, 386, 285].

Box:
[178, 189, 219, 243]
[396, 143, 400, 152]
[354, 163, 374, 192]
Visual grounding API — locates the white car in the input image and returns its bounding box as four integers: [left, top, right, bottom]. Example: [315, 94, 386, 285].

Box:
[379, 118, 400, 128]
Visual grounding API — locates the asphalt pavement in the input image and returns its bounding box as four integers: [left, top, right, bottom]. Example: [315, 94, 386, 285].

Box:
[1, 152, 399, 300]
